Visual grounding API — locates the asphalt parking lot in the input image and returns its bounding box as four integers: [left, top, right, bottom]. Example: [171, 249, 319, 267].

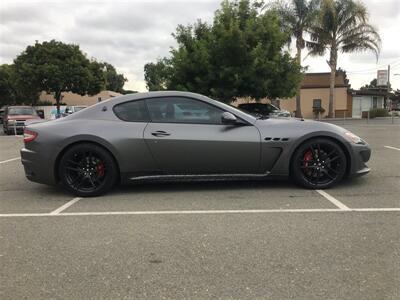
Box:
[1, 119, 399, 299]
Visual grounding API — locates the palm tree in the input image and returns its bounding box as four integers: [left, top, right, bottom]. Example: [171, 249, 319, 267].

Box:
[307, 0, 381, 118]
[272, 0, 320, 118]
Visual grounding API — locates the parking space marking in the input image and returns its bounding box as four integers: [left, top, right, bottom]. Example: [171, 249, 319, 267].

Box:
[50, 197, 82, 215]
[384, 146, 400, 151]
[0, 157, 20, 164]
[316, 190, 351, 210]
[1, 208, 400, 218]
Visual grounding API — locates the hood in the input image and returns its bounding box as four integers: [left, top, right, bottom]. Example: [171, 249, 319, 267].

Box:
[7, 115, 41, 120]
[255, 117, 348, 135]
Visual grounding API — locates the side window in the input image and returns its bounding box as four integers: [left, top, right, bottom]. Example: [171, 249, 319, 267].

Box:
[145, 97, 224, 124]
[113, 100, 149, 122]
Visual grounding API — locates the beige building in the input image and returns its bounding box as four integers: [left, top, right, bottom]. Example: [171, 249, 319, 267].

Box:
[39, 90, 122, 106]
[280, 72, 352, 119]
[234, 72, 352, 119]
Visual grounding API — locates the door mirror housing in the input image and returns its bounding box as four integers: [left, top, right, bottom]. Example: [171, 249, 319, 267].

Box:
[221, 112, 238, 125]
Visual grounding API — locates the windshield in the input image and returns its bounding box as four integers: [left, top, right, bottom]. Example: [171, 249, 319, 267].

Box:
[8, 107, 37, 116]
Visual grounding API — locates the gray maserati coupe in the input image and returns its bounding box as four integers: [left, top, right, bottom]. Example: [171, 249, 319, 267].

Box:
[21, 91, 371, 196]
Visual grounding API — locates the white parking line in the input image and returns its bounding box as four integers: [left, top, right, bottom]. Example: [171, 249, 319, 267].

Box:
[316, 190, 351, 210]
[384, 146, 400, 151]
[0, 157, 20, 164]
[50, 197, 82, 215]
[1, 207, 400, 218]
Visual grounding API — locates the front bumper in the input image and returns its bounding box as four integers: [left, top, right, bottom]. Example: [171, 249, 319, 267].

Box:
[348, 143, 371, 177]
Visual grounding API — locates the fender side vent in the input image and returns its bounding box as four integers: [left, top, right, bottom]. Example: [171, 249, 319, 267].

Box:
[264, 137, 272, 141]
[282, 138, 289, 141]
[272, 138, 281, 141]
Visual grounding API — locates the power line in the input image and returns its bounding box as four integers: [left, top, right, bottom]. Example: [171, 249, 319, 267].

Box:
[346, 58, 400, 74]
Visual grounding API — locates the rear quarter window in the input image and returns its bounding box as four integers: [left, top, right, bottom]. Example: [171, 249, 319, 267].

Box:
[113, 100, 149, 122]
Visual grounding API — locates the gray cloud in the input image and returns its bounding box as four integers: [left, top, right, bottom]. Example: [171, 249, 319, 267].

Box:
[0, 0, 399, 91]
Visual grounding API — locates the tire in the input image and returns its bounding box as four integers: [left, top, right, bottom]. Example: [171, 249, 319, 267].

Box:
[291, 138, 347, 189]
[58, 143, 118, 197]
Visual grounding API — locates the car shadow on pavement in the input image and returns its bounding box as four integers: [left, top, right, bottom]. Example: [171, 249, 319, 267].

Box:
[110, 179, 298, 196]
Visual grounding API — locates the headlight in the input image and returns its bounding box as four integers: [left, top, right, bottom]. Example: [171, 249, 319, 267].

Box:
[344, 132, 365, 145]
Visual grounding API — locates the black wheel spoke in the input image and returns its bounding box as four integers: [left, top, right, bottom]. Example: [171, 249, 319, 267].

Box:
[327, 166, 339, 174]
[88, 176, 96, 188]
[67, 160, 81, 167]
[322, 169, 335, 179]
[66, 166, 80, 172]
[328, 156, 340, 163]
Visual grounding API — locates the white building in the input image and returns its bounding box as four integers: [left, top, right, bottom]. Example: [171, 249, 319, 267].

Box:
[351, 90, 386, 118]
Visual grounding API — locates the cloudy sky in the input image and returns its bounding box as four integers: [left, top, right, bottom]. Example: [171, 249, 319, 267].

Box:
[1, 0, 399, 92]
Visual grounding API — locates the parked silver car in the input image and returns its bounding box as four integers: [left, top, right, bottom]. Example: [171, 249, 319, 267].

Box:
[21, 91, 371, 196]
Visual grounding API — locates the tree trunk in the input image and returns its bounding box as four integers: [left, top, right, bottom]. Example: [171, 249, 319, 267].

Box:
[327, 49, 337, 119]
[55, 91, 62, 117]
[295, 46, 302, 118]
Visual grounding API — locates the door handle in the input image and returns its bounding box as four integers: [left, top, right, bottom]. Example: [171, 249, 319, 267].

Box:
[151, 131, 171, 137]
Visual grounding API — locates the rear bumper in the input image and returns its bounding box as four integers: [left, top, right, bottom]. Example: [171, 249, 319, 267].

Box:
[348, 143, 371, 178]
[5, 124, 25, 132]
[20, 147, 57, 185]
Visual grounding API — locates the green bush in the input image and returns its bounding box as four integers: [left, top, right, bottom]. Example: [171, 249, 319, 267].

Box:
[36, 100, 54, 106]
[369, 108, 389, 118]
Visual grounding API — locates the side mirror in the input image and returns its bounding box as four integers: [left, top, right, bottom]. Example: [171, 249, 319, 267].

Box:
[221, 112, 238, 125]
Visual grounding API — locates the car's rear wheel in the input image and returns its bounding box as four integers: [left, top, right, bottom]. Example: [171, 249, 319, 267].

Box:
[291, 138, 347, 189]
[58, 143, 118, 197]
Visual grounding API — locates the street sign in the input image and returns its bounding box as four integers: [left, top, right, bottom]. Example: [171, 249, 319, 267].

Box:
[377, 70, 388, 86]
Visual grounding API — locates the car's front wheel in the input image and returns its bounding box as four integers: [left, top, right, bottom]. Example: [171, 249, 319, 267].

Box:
[291, 138, 347, 189]
[58, 143, 118, 197]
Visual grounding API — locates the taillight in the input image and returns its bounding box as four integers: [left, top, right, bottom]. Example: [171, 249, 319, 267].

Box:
[23, 129, 38, 143]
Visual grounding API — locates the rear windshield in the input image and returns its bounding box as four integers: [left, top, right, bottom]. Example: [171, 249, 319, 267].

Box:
[8, 107, 37, 116]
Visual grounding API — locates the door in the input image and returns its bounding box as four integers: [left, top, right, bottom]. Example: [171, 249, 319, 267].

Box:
[353, 97, 362, 118]
[143, 97, 261, 175]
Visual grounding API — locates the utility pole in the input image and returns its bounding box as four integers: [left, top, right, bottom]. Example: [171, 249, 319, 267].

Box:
[387, 65, 391, 110]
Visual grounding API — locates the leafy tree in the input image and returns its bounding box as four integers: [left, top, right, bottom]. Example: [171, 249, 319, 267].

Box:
[100, 62, 127, 93]
[271, 0, 320, 118]
[0, 64, 40, 107]
[307, 0, 381, 117]
[144, 0, 302, 103]
[0, 64, 17, 107]
[144, 58, 171, 91]
[13, 40, 105, 114]
[361, 78, 377, 89]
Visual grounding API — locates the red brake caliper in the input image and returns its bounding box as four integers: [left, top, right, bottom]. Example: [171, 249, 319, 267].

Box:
[303, 150, 313, 169]
[96, 162, 105, 177]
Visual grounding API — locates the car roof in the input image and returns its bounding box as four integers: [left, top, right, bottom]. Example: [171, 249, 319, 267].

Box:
[7, 106, 34, 108]
[71, 91, 257, 124]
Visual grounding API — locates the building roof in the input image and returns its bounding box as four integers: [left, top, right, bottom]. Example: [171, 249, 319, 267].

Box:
[350, 89, 389, 96]
[301, 72, 350, 89]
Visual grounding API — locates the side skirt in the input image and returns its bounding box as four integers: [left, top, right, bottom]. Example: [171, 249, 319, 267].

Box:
[128, 172, 271, 183]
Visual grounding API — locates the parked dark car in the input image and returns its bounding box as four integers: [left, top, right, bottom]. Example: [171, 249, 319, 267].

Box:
[238, 103, 291, 118]
[0, 108, 4, 125]
[21, 91, 371, 197]
[3, 106, 41, 135]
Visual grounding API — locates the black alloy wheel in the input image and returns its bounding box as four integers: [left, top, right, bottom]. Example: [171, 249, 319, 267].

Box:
[59, 143, 118, 197]
[291, 138, 347, 189]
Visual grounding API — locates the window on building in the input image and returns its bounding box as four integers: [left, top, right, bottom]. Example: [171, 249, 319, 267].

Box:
[313, 99, 322, 109]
